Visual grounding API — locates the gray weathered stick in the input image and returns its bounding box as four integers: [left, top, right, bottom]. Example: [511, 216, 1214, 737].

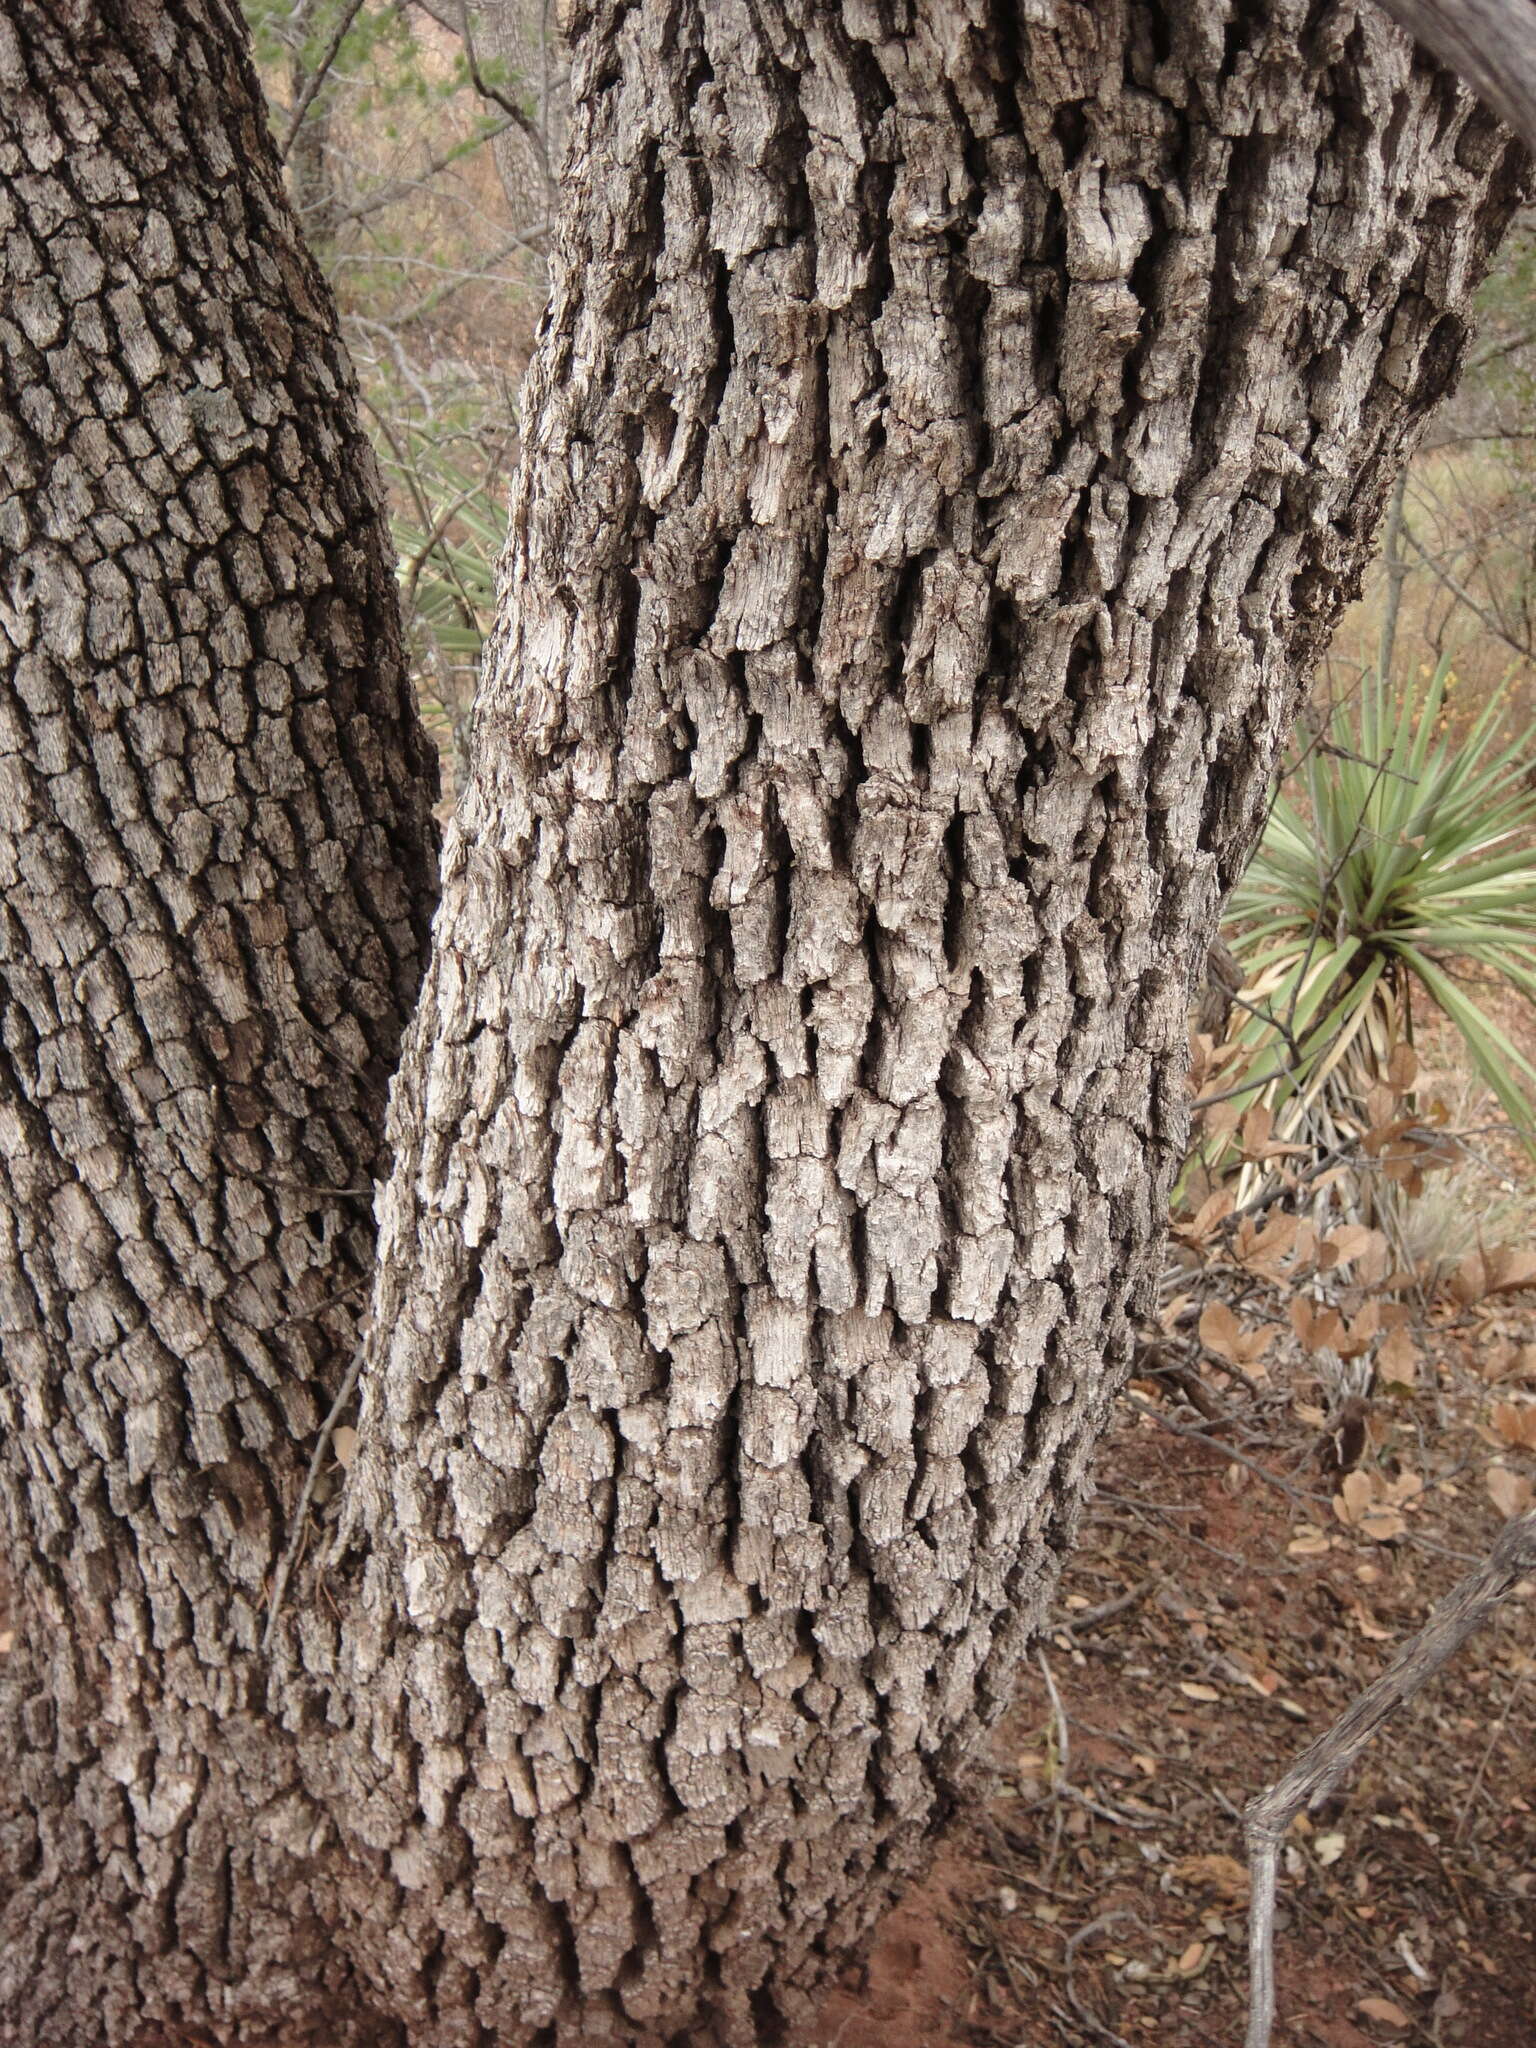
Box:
[260, 1335, 368, 1657]
[1376, 0, 1536, 153]
[1244, 1510, 1536, 2048]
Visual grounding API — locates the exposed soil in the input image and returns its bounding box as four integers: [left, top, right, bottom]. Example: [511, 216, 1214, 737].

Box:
[817, 1303, 1536, 2048]
[3, 1221, 1531, 2048]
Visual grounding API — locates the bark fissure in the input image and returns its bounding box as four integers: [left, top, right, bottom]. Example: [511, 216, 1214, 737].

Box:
[0, 0, 439, 2037]
[306, 6, 1522, 2045]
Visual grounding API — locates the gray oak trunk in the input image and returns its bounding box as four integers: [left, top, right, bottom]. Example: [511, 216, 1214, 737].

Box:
[0, 2, 1527, 2046]
[0, 0, 439, 2040]
[315, 5, 1526, 2045]
[1375, 0, 1536, 155]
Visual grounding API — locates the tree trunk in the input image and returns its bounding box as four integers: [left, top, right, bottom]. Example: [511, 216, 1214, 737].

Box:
[1, 3, 1527, 2046]
[301, 5, 1523, 2046]
[1375, 0, 1536, 155]
[0, 1, 438, 2039]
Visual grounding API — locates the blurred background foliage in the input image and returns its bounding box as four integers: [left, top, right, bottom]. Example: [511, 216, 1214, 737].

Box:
[244, 0, 561, 798]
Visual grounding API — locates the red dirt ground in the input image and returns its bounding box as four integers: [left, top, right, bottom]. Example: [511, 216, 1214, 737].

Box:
[3, 1289, 1531, 2048]
[816, 1322, 1536, 2048]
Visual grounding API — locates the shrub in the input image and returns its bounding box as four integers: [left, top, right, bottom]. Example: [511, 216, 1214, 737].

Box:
[1220, 659, 1536, 1158]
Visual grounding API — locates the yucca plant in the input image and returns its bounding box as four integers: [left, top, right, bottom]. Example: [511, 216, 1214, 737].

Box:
[384, 433, 509, 795]
[1219, 658, 1536, 1166]
[394, 476, 503, 662]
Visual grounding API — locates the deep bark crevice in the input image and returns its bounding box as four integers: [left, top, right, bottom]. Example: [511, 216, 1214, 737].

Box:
[2, 2, 1530, 2045]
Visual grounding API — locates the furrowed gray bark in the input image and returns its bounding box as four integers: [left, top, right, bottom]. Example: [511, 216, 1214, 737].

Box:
[1, 3, 1527, 2046]
[292, 6, 1524, 2046]
[0, 0, 439, 2039]
[1374, 0, 1536, 155]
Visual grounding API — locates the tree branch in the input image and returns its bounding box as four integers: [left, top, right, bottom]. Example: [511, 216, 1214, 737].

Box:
[1243, 1511, 1536, 2048]
[261, 1332, 369, 1655]
[1374, 0, 1536, 153]
[279, 0, 368, 162]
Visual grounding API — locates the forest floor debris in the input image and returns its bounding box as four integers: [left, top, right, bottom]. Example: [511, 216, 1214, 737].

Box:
[817, 1296, 1536, 2048]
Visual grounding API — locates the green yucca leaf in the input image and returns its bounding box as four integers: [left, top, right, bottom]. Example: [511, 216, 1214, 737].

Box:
[1223, 657, 1536, 1156]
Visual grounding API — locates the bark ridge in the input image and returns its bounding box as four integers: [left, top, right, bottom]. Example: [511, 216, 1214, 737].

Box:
[314, 5, 1524, 2044]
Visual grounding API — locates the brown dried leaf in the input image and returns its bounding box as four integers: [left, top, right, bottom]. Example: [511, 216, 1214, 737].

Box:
[1483, 1246, 1536, 1297]
[1291, 1295, 1345, 1353]
[1199, 1301, 1242, 1362]
[1186, 1188, 1236, 1244]
[1240, 1103, 1274, 1159]
[1381, 1469, 1423, 1507]
[1338, 1298, 1382, 1358]
[1170, 1852, 1251, 1902]
[1386, 1042, 1418, 1095]
[1376, 1327, 1418, 1390]
[1491, 1401, 1536, 1449]
[1188, 1032, 1214, 1092]
[1449, 1252, 1488, 1308]
[1334, 1470, 1375, 1528]
[1238, 1321, 1282, 1366]
[1202, 1099, 1242, 1142]
[1362, 1113, 1414, 1158]
[1254, 1211, 1299, 1255]
[1326, 1225, 1384, 1269]
[1347, 1600, 1392, 1643]
[1358, 1506, 1408, 1543]
[1486, 1465, 1534, 1519]
[1158, 1292, 1194, 1334]
[1357, 1997, 1413, 2029]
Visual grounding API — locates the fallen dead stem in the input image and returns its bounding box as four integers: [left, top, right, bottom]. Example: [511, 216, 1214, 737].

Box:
[816, 1302, 1536, 2048]
[1244, 1510, 1536, 2048]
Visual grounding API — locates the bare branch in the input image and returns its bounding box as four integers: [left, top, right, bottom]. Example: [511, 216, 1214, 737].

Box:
[328, 114, 519, 229]
[279, 0, 368, 162]
[1244, 1511, 1536, 2048]
[1402, 520, 1536, 658]
[261, 1332, 370, 1656]
[412, 0, 551, 181]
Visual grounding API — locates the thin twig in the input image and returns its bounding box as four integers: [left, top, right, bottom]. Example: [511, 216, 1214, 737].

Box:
[279, 0, 368, 163]
[268, 1276, 367, 1335]
[1121, 1392, 1332, 1511]
[329, 116, 519, 229]
[1401, 523, 1535, 661]
[1056, 1908, 1144, 2048]
[260, 1333, 369, 1656]
[1037, 1644, 1070, 1884]
[1452, 1630, 1531, 1848]
[1243, 1511, 1536, 2048]
[411, 0, 551, 179]
[1059, 1582, 1149, 1633]
[1467, 320, 1536, 374]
